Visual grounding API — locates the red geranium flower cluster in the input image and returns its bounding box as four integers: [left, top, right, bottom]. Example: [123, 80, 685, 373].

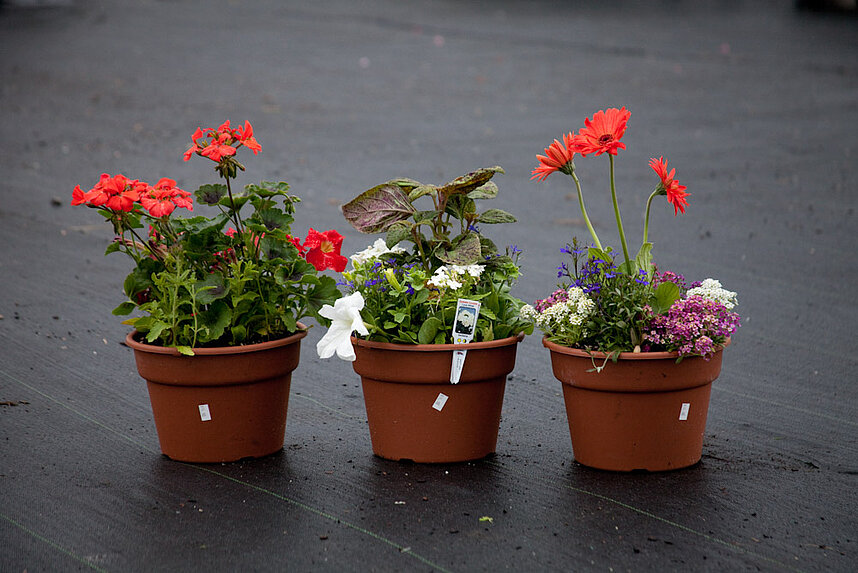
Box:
[219, 227, 347, 273]
[72, 173, 193, 217]
[184, 120, 261, 163]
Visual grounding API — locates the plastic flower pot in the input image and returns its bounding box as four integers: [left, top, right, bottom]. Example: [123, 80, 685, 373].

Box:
[351, 332, 525, 463]
[544, 338, 730, 472]
[126, 326, 307, 463]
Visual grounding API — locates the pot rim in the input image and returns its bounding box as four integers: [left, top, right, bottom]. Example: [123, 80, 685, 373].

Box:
[125, 322, 308, 356]
[542, 336, 730, 360]
[352, 331, 525, 353]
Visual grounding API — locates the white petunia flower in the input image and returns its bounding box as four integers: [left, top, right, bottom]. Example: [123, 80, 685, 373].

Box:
[350, 238, 405, 267]
[316, 292, 369, 361]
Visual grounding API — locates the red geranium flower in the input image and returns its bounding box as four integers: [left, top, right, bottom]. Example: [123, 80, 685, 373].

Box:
[184, 120, 262, 164]
[139, 178, 193, 217]
[573, 107, 631, 157]
[649, 156, 689, 215]
[303, 228, 347, 272]
[238, 121, 261, 155]
[288, 234, 307, 256]
[530, 132, 576, 181]
[75, 173, 141, 212]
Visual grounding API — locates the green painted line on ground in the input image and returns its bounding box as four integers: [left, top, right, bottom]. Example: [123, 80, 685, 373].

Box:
[714, 385, 858, 427]
[2, 369, 453, 573]
[486, 460, 805, 573]
[0, 511, 110, 573]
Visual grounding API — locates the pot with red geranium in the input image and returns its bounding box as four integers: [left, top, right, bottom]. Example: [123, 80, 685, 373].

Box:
[72, 121, 344, 463]
[523, 108, 741, 472]
[314, 167, 533, 463]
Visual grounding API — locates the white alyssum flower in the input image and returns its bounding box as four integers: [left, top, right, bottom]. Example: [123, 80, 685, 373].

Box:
[350, 238, 405, 267]
[686, 278, 738, 310]
[316, 292, 369, 361]
[524, 287, 595, 338]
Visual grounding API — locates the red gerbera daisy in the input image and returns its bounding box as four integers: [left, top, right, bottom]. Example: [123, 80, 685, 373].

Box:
[573, 107, 631, 157]
[304, 228, 347, 272]
[649, 156, 690, 215]
[531, 132, 576, 181]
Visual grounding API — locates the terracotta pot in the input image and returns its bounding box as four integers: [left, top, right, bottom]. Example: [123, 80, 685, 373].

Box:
[544, 338, 729, 472]
[351, 332, 525, 463]
[125, 326, 307, 463]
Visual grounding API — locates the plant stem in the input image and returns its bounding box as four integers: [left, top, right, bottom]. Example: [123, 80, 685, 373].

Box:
[642, 188, 659, 245]
[225, 177, 245, 234]
[571, 172, 603, 251]
[609, 155, 631, 270]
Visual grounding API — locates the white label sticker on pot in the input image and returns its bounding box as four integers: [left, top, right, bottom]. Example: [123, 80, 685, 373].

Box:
[432, 393, 449, 412]
[679, 402, 690, 421]
[199, 404, 212, 422]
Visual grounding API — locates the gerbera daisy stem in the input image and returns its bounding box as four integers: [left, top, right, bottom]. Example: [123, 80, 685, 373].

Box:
[608, 155, 631, 270]
[642, 187, 659, 245]
[571, 171, 602, 251]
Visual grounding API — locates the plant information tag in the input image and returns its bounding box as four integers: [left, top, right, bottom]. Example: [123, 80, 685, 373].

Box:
[432, 392, 449, 412]
[198, 404, 212, 422]
[679, 402, 690, 421]
[450, 298, 481, 384]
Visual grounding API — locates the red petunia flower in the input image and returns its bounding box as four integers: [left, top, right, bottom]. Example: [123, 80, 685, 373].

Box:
[649, 156, 689, 215]
[303, 228, 347, 272]
[530, 132, 576, 181]
[573, 107, 631, 157]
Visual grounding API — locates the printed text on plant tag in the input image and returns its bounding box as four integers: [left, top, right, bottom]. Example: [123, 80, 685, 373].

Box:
[199, 404, 212, 422]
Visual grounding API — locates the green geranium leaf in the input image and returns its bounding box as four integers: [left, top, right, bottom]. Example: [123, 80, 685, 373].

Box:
[176, 346, 195, 356]
[195, 273, 229, 304]
[195, 184, 228, 206]
[342, 183, 417, 234]
[255, 208, 294, 232]
[112, 301, 137, 316]
[219, 194, 249, 211]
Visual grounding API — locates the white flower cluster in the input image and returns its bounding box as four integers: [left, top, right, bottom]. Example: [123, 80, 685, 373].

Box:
[350, 238, 406, 267]
[520, 287, 595, 340]
[686, 278, 738, 310]
[427, 264, 484, 291]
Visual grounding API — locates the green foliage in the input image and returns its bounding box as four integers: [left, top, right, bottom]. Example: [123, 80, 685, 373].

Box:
[341, 248, 531, 344]
[341, 166, 513, 269]
[108, 179, 338, 350]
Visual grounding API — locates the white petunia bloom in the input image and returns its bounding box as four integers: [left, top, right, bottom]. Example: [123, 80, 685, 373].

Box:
[316, 292, 369, 361]
[350, 238, 405, 267]
[686, 278, 738, 310]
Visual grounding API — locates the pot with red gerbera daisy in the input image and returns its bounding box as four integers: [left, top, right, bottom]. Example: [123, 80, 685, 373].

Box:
[314, 167, 533, 463]
[72, 121, 344, 463]
[524, 108, 740, 472]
